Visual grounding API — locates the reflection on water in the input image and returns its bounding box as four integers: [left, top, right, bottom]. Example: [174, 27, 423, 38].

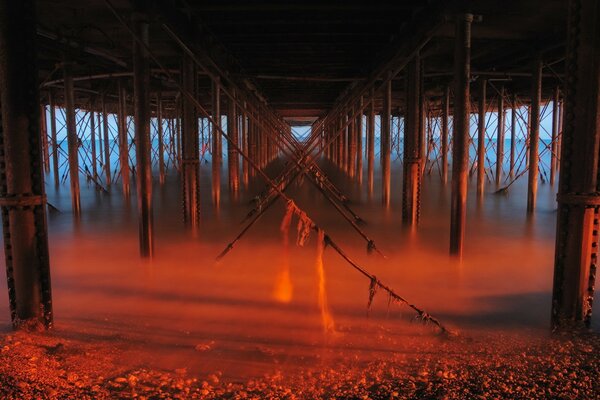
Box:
[0, 151, 597, 380]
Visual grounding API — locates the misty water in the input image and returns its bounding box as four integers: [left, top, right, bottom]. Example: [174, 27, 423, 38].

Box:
[0, 105, 597, 379]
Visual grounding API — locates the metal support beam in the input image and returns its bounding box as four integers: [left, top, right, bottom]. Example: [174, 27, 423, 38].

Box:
[450, 13, 473, 257]
[227, 89, 240, 194]
[381, 78, 392, 206]
[63, 61, 81, 216]
[509, 94, 517, 178]
[441, 85, 450, 184]
[118, 80, 130, 199]
[477, 79, 486, 195]
[181, 53, 200, 226]
[367, 88, 375, 196]
[496, 86, 505, 187]
[403, 56, 421, 228]
[552, 0, 600, 330]
[157, 92, 165, 185]
[212, 77, 221, 207]
[356, 97, 363, 184]
[49, 90, 59, 187]
[101, 93, 111, 186]
[527, 58, 542, 214]
[0, 0, 53, 328]
[550, 86, 560, 185]
[133, 12, 153, 257]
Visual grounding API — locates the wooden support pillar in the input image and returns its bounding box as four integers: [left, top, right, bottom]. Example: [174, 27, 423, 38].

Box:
[117, 80, 130, 200]
[477, 79, 486, 196]
[63, 61, 81, 216]
[550, 86, 560, 185]
[509, 94, 517, 178]
[367, 88, 375, 195]
[403, 56, 422, 228]
[441, 85, 450, 184]
[552, 0, 600, 330]
[381, 78, 392, 206]
[450, 13, 473, 257]
[0, 0, 53, 328]
[181, 53, 200, 226]
[227, 89, 239, 194]
[49, 90, 59, 187]
[133, 11, 153, 257]
[496, 86, 505, 187]
[527, 58, 542, 214]
[157, 92, 165, 185]
[101, 93, 111, 186]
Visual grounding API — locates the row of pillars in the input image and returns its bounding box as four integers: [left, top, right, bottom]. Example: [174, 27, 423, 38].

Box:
[0, 0, 282, 328]
[0, 0, 598, 331]
[321, 3, 599, 330]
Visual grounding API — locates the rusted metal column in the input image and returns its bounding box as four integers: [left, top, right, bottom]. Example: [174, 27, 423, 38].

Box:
[356, 97, 364, 184]
[49, 90, 59, 187]
[133, 11, 153, 257]
[367, 88, 375, 194]
[381, 78, 392, 206]
[40, 104, 50, 174]
[227, 89, 239, 193]
[118, 80, 130, 199]
[509, 94, 517, 178]
[348, 109, 356, 177]
[450, 14, 473, 257]
[477, 79, 486, 196]
[101, 93, 111, 186]
[242, 103, 249, 186]
[550, 86, 560, 185]
[0, 0, 53, 328]
[552, 0, 600, 330]
[157, 92, 165, 185]
[90, 111, 97, 180]
[403, 56, 422, 228]
[441, 85, 450, 184]
[63, 61, 81, 215]
[348, 107, 356, 177]
[527, 58, 542, 214]
[211, 78, 221, 206]
[181, 53, 200, 226]
[496, 87, 505, 187]
[96, 111, 103, 173]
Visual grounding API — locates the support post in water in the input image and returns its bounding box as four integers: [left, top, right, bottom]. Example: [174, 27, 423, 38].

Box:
[477, 78, 486, 196]
[381, 76, 392, 207]
[367, 87, 375, 195]
[496, 86, 505, 187]
[101, 93, 111, 187]
[227, 88, 240, 195]
[527, 57, 542, 214]
[49, 89, 60, 187]
[509, 93, 517, 178]
[181, 53, 200, 227]
[403, 55, 421, 228]
[118, 79, 130, 200]
[63, 59, 81, 216]
[157, 91, 165, 185]
[551, 0, 600, 330]
[0, 0, 53, 329]
[441, 85, 450, 184]
[450, 13, 473, 257]
[133, 10, 153, 257]
[550, 86, 560, 186]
